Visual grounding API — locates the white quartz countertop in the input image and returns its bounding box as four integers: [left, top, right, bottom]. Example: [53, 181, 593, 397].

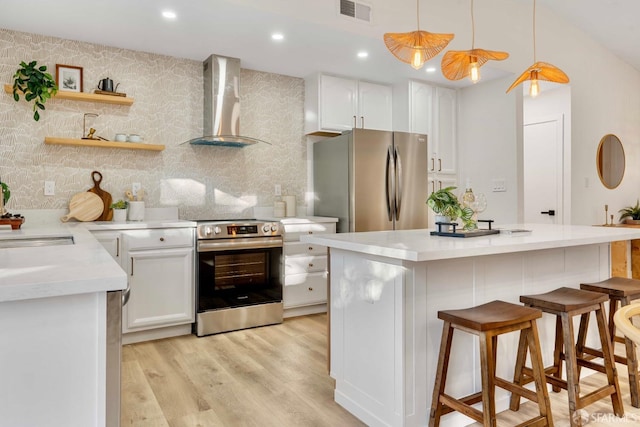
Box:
[301, 224, 640, 262]
[0, 223, 126, 303]
[257, 215, 338, 224]
[84, 219, 196, 230]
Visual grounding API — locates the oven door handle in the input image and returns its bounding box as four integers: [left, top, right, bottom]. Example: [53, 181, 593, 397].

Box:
[197, 237, 283, 252]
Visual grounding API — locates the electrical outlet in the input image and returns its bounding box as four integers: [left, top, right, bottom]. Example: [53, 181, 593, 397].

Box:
[132, 182, 141, 197]
[275, 184, 282, 196]
[44, 181, 55, 196]
[492, 179, 506, 192]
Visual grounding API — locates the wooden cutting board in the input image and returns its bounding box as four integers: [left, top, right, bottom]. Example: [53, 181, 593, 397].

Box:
[60, 192, 104, 222]
[87, 171, 113, 221]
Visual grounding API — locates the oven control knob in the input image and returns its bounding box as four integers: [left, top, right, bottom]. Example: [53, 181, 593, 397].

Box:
[204, 226, 212, 236]
[214, 226, 222, 234]
[271, 224, 278, 232]
[262, 225, 271, 233]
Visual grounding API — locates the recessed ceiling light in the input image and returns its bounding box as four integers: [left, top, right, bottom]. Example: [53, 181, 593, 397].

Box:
[357, 51, 368, 58]
[162, 10, 177, 20]
[425, 67, 436, 73]
[271, 33, 284, 41]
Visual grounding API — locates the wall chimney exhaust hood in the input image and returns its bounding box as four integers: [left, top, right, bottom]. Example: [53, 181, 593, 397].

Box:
[185, 54, 270, 147]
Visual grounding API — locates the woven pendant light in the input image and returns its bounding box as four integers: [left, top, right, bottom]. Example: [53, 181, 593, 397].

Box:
[441, 0, 508, 82]
[506, 0, 569, 96]
[384, 0, 454, 70]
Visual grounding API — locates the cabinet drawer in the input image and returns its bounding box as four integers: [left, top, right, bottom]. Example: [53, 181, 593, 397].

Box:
[284, 274, 328, 308]
[283, 222, 336, 242]
[123, 228, 194, 251]
[285, 255, 327, 275]
[284, 241, 327, 256]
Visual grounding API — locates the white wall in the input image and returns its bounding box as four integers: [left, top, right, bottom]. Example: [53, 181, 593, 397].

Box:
[457, 76, 520, 225]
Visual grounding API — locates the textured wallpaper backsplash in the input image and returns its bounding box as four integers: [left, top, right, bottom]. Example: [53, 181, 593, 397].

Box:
[0, 28, 306, 220]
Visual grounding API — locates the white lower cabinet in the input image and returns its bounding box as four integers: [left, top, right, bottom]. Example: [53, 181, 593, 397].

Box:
[121, 228, 195, 334]
[281, 219, 336, 317]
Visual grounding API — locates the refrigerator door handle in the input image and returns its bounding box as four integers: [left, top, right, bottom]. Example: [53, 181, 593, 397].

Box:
[385, 146, 394, 221]
[394, 147, 402, 220]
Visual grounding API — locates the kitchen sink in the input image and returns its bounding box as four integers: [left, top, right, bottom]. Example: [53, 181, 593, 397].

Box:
[0, 235, 75, 249]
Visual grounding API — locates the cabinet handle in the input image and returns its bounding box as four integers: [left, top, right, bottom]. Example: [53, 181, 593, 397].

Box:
[130, 257, 134, 276]
[308, 246, 313, 251]
[160, 237, 165, 242]
[438, 180, 443, 190]
[116, 237, 120, 257]
[308, 287, 314, 291]
[353, 115, 356, 128]
[308, 231, 313, 234]
[438, 158, 442, 172]
[360, 116, 364, 128]
[309, 263, 314, 267]
[430, 158, 435, 171]
[431, 181, 435, 193]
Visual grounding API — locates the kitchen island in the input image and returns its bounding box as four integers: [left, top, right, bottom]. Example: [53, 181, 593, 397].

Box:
[302, 224, 640, 427]
[0, 224, 126, 427]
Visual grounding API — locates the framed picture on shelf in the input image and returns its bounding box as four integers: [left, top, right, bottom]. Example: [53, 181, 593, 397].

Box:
[55, 64, 83, 92]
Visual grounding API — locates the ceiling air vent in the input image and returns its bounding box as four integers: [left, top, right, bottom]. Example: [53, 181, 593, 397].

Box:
[339, 0, 372, 23]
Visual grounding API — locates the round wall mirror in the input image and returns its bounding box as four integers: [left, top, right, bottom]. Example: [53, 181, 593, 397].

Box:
[596, 134, 625, 189]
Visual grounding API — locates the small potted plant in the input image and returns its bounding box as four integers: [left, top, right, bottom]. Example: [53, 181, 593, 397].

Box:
[619, 200, 640, 224]
[110, 200, 128, 222]
[427, 186, 474, 230]
[12, 60, 58, 121]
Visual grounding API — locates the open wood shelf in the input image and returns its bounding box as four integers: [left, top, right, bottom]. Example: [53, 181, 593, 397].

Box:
[44, 137, 164, 152]
[4, 84, 134, 106]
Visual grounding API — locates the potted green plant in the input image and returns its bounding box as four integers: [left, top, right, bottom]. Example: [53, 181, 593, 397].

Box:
[110, 200, 128, 222]
[427, 186, 474, 230]
[619, 200, 640, 224]
[12, 61, 58, 121]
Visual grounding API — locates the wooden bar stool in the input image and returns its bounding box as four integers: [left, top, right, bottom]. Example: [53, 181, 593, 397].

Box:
[429, 300, 553, 427]
[511, 287, 624, 427]
[579, 277, 640, 407]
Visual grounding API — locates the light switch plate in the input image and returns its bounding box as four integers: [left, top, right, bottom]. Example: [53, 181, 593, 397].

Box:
[132, 182, 141, 197]
[492, 179, 506, 192]
[44, 181, 55, 196]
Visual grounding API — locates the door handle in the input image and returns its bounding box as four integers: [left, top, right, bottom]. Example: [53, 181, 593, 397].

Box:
[541, 210, 556, 216]
[385, 146, 394, 221]
[394, 147, 402, 220]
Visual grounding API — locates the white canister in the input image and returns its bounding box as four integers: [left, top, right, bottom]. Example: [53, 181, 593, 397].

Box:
[128, 201, 145, 221]
[112, 209, 127, 222]
[273, 201, 286, 218]
[283, 195, 296, 217]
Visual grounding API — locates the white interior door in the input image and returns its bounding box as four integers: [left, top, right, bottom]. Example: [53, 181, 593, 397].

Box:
[523, 115, 564, 224]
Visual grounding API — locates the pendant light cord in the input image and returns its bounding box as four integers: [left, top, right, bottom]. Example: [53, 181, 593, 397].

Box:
[471, 0, 475, 49]
[533, 0, 537, 62]
[416, 0, 421, 31]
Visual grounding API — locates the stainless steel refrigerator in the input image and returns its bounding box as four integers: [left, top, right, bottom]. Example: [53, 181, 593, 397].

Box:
[313, 129, 428, 233]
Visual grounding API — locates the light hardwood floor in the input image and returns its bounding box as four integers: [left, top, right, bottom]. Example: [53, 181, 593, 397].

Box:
[121, 314, 364, 427]
[123, 314, 640, 426]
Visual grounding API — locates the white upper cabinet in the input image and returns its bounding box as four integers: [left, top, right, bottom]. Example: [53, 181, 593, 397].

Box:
[394, 80, 457, 176]
[357, 80, 393, 131]
[305, 73, 392, 134]
[409, 80, 433, 135]
[434, 86, 457, 175]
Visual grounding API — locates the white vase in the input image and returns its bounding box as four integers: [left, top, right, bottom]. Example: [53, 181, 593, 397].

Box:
[434, 215, 451, 232]
[112, 209, 127, 222]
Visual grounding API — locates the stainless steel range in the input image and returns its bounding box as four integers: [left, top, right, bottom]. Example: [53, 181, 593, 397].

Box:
[194, 219, 283, 336]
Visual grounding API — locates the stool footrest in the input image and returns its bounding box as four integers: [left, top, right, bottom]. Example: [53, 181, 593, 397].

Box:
[579, 385, 617, 408]
[514, 416, 550, 427]
[494, 377, 539, 403]
[582, 345, 630, 366]
[577, 357, 607, 374]
[439, 393, 483, 423]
